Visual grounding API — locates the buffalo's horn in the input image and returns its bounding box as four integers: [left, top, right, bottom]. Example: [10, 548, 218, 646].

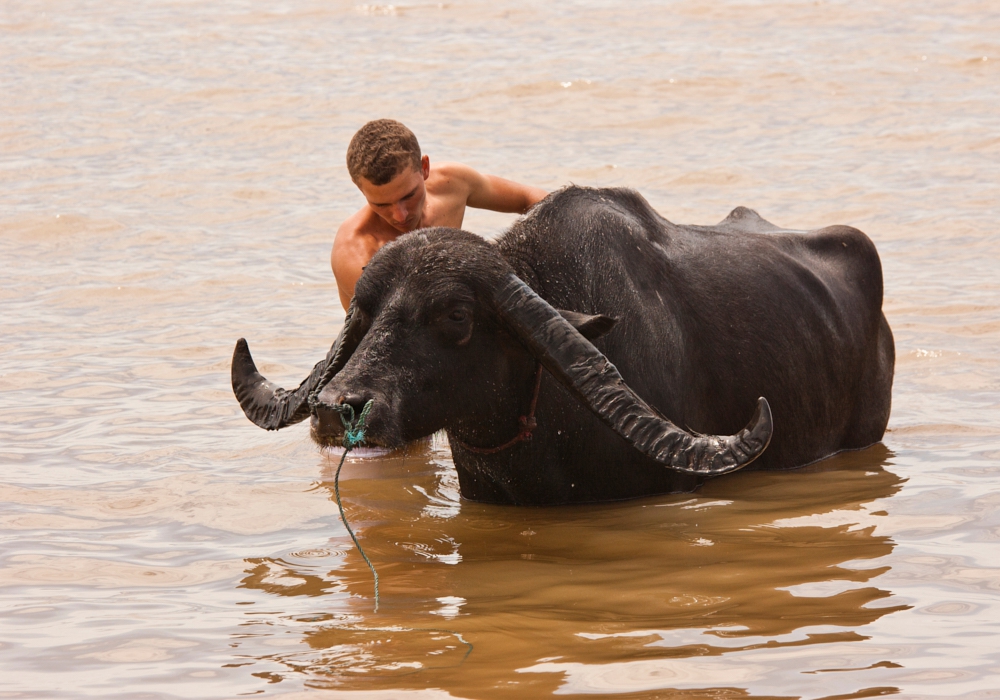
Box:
[231, 301, 369, 430]
[491, 274, 772, 475]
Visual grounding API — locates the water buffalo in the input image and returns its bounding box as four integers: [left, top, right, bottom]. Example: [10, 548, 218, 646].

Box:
[232, 186, 894, 505]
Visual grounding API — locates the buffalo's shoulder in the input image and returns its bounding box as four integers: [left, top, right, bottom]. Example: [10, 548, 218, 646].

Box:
[498, 185, 665, 280]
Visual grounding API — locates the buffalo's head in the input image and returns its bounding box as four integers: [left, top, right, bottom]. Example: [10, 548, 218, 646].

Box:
[314, 228, 528, 447]
[232, 228, 771, 475]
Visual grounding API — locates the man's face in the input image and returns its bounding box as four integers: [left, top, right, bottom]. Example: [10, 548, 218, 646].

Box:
[358, 155, 430, 233]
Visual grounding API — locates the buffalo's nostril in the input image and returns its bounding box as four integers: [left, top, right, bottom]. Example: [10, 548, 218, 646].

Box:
[310, 402, 343, 446]
[339, 393, 369, 417]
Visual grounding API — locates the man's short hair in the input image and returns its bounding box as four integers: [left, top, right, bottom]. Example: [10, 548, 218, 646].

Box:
[346, 119, 422, 186]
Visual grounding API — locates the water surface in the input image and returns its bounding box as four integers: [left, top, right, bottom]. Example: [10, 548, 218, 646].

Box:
[2, 1, 999, 697]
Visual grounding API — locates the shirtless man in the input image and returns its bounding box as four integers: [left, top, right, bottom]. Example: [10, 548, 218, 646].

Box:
[331, 119, 548, 310]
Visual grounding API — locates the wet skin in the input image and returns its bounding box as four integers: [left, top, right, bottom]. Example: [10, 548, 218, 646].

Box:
[330, 155, 547, 310]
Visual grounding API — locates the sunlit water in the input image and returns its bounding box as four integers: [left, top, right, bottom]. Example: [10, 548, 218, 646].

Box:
[2, 1, 999, 698]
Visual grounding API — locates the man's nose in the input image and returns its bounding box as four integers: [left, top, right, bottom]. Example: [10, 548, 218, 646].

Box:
[391, 203, 408, 222]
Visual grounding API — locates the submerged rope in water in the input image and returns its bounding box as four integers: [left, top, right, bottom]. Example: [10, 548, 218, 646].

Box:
[332, 399, 379, 611]
[329, 402, 474, 665]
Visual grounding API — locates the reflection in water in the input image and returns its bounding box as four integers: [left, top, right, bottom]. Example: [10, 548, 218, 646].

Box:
[241, 556, 345, 598]
[237, 442, 906, 696]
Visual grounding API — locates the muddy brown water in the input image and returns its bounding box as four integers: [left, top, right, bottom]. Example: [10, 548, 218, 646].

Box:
[2, 1, 999, 698]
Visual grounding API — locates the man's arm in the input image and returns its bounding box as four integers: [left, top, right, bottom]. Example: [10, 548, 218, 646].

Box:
[443, 162, 547, 214]
[331, 217, 377, 311]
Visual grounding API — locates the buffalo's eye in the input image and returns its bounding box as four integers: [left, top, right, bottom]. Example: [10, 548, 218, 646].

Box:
[435, 305, 474, 346]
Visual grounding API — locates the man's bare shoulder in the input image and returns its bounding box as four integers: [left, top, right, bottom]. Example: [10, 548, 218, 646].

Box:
[426, 161, 481, 195]
[334, 206, 393, 249]
[332, 208, 389, 274]
[332, 208, 390, 308]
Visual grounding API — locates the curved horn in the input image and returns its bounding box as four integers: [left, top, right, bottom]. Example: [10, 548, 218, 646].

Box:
[491, 274, 772, 475]
[231, 301, 369, 431]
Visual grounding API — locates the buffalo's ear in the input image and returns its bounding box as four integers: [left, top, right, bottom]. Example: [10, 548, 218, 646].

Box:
[557, 309, 618, 340]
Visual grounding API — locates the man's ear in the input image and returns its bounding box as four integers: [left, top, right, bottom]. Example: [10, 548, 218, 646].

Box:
[557, 309, 618, 341]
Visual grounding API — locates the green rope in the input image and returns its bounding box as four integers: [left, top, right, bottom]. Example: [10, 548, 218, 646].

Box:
[332, 399, 379, 612]
[326, 401, 475, 664]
